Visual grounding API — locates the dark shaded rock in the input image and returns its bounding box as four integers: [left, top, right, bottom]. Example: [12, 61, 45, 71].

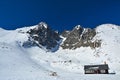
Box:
[22, 40, 38, 48]
[61, 30, 70, 37]
[62, 25, 83, 44]
[23, 22, 61, 51]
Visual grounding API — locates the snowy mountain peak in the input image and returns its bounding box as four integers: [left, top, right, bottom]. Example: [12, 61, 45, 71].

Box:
[23, 22, 61, 52]
[38, 22, 48, 29]
[61, 25, 97, 49]
[74, 25, 81, 30]
[96, 24, 120, 31]
[31, 22, 48, 31]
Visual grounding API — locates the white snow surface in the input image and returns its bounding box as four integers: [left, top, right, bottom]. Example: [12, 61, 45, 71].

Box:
[0, 24, 120, 80]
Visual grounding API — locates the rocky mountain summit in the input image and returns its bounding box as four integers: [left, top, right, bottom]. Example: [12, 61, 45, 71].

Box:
[23, 22, 61, 51]
[22, 22, 102, 51]
[61, 25, 101, 49]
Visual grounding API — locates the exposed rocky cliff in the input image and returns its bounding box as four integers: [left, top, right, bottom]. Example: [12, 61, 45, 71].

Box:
[22, 22, 101, 51]
[61, 25, 101, 49]
[23, 22, 61, 51]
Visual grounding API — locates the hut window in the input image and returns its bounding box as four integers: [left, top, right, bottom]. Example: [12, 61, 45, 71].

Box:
[85, 70, 94, 73]
[100, 70, 106, 73]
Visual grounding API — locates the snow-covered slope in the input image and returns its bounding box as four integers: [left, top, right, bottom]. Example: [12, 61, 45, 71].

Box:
[0, 23, 120, 80]
[0, 28, 48, 80]
[93, 24, 120, 73]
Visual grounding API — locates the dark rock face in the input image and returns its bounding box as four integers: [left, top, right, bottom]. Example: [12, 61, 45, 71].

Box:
[61, 25, 101, 49]
[61, 30, 70, 37]
[23, 22, 61, 51]
[23, 22, 101, 51]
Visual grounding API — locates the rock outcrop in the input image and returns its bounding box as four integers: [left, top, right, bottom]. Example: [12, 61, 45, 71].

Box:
[61, 25, 101, 49]
[23, 22, 61, 51]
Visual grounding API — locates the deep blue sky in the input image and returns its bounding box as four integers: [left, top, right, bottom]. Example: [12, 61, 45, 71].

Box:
[0, 0, 120, 32]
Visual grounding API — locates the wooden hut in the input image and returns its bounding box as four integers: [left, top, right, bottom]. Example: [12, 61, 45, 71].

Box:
[84, 64, 109, 74]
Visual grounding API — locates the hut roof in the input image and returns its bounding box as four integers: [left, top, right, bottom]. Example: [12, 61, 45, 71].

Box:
[84, 64, 109, 70]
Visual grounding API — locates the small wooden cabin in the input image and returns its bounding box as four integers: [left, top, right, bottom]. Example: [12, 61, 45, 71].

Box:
[84, 64, 109, 74]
